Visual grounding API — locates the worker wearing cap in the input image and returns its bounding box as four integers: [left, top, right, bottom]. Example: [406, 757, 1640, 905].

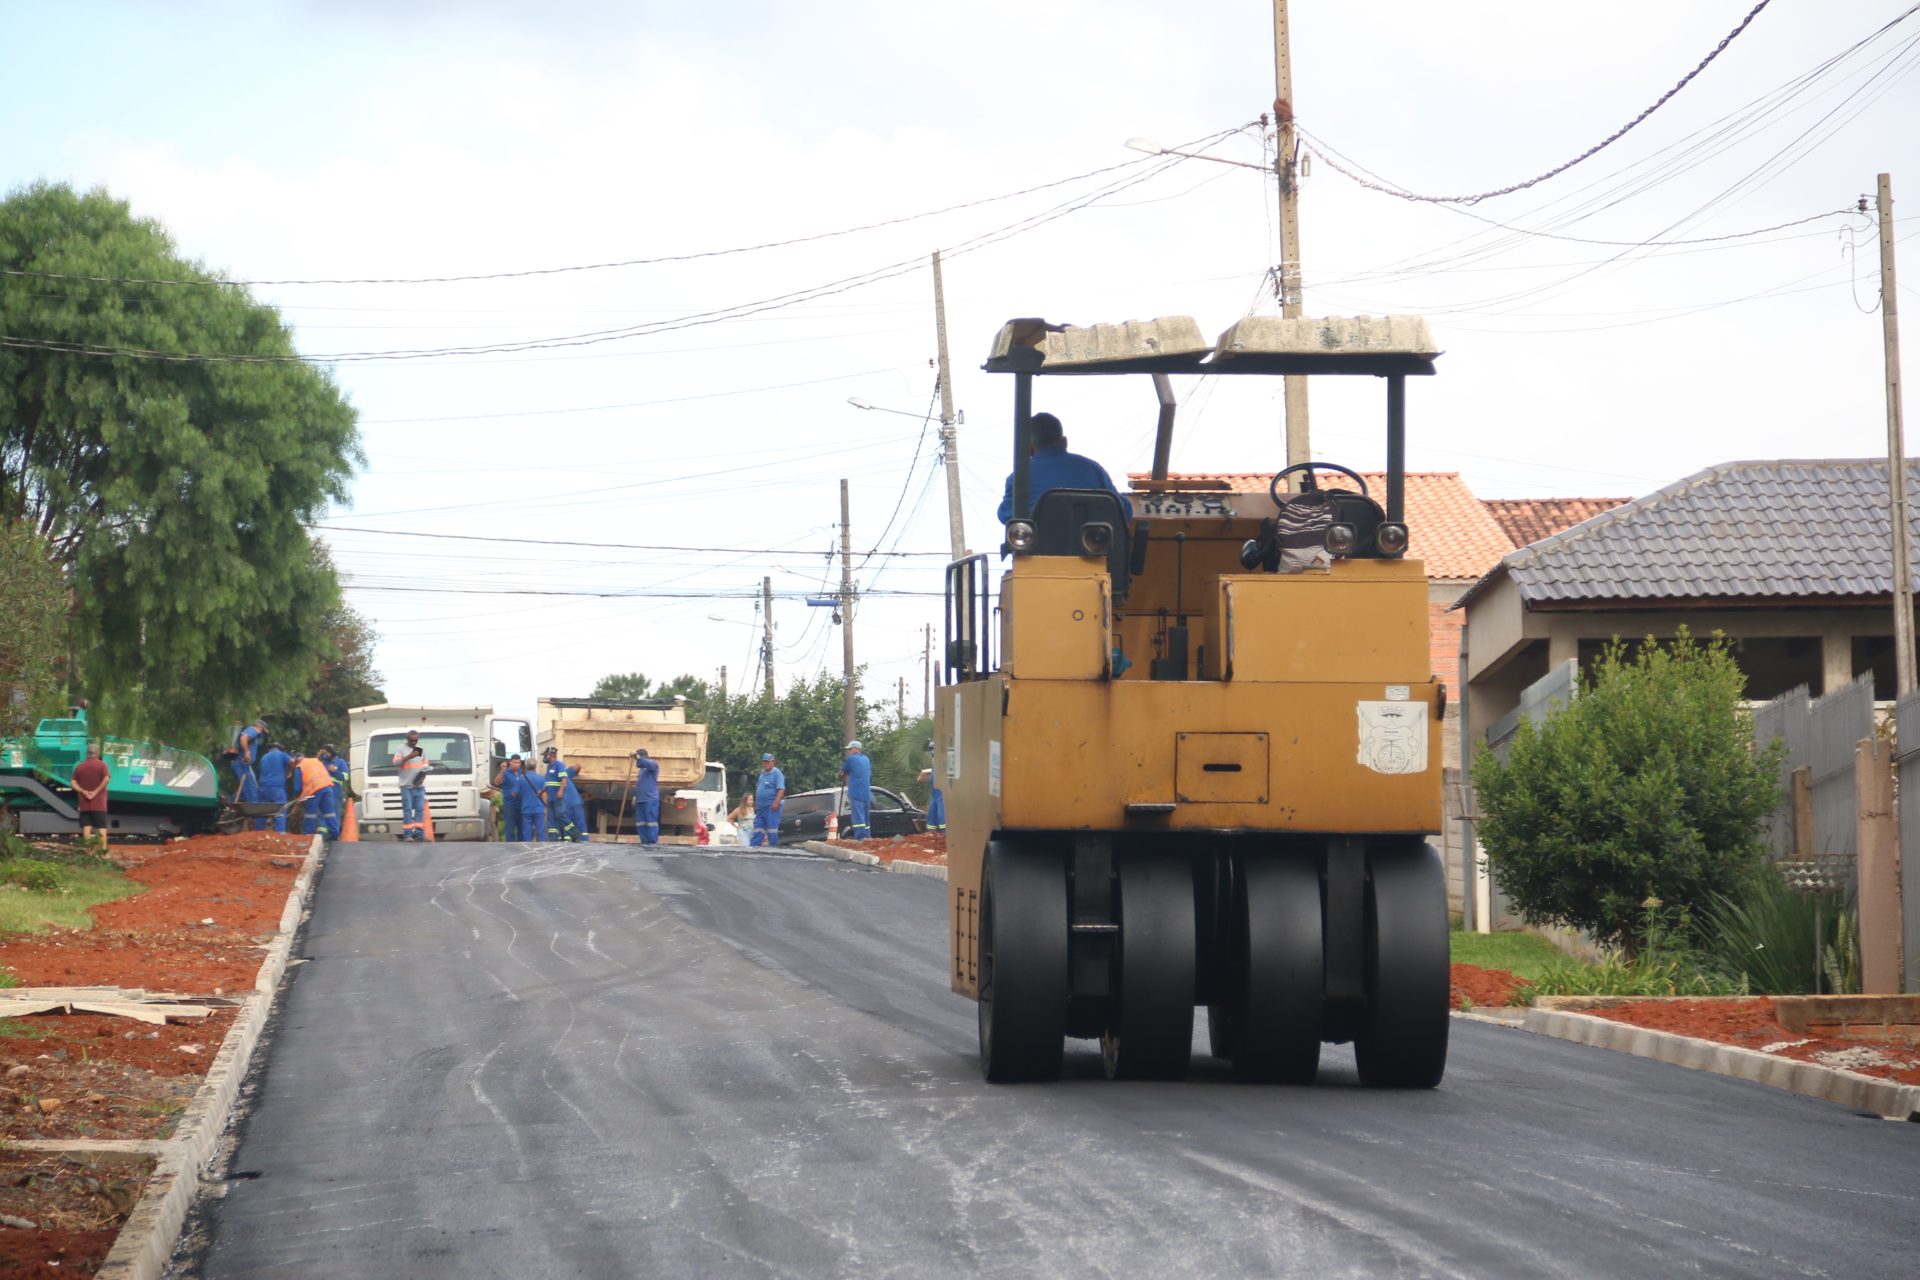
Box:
[229, 717, 267, 805]
[840, 739, 872, 841]
[633, 748, 661, 846]
[925, 737, 946, 833]
[255, 741, 292, 832]
[510, 761, 546, 840]
[542, 748, 579, 842]
[293, 751, 339, 840]
[752, 752, 784, 847]
[319, 746, 349, 824]
[393, 729, 430, 842]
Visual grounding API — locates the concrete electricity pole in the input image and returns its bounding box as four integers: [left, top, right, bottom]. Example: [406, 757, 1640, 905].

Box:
[719, 665, 727, 701]
[1878, 173, 1915, 695]
[840, 480, 858, 747]
[932, 251, 968, 561]
[760, 577, 776, 701]
[1273, 0, 1311, 475]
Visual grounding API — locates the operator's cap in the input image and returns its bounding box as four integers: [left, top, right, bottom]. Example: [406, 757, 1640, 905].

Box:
[761, 752, 775, 761]
[845, 739, 862, 750]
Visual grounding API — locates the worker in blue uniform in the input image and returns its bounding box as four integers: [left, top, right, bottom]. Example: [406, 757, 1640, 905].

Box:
[752, 752, 785, 847]
[542, 749, 579, 842]
[632, 748, 661, 846]
[996, 412, 1134, 524]
[494, 754, 525, 842]
[228, 717, 266, 805]
[319, 746, 349, 824]
[840, 739, 872, 841]
[254, 741, 292, 832]
[513, 764, 547, 840]
[925, 739, 946, 832]
[564, 764, 590, 843]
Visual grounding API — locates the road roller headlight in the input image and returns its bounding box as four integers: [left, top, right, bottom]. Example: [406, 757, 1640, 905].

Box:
[1325, 522, 1356, 555]
[1376, 521, 1409, 557]
[1006, 519, 1037, 552]
[1080, 521, 1113, 555]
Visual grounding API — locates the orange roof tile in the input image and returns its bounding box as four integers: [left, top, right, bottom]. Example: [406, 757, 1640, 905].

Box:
[1482, 497, 1630, 548]
[1128, 471, 1516, 580]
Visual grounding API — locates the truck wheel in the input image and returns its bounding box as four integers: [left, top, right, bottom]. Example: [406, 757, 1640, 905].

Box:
[978, 840, 1067, 1083]
[1102, 854, 1195, 1081]
[1353, 842, 1449, 1089]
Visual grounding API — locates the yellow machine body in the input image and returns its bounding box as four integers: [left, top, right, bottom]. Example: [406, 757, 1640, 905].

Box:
[939, 550, 1441, 999]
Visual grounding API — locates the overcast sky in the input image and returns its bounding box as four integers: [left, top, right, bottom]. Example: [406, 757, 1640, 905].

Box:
[5, 0, 1918, 734]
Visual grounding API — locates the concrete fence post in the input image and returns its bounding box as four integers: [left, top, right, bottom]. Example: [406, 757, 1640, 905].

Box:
[1855, 737, 1901, 994]
[1790, 764, 1814, 858]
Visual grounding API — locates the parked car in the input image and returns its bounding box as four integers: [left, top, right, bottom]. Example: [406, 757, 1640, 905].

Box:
[779, 786, 926, 842]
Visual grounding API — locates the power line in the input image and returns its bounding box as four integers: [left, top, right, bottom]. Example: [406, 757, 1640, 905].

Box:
[311, 523, 950, 556]
[0, 133, 1227, 367]
[0, 154, 1162, 289]
[1301, 1, 1779, 206]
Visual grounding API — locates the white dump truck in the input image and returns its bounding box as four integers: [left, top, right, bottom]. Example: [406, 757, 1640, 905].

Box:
[349, 704, 533, 842]
[535, 696, 732, 842]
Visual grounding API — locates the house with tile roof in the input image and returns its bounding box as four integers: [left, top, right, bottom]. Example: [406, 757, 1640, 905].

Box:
[1456, 458, 1920, 756]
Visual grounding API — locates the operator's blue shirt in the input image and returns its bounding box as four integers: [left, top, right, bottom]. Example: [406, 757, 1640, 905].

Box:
[635, 756, 660, 802]
[755, 767, 785, 808]
[238, 724, 264, 766]
[997, 443, 1135, 524]
[841, 751, 872, 799]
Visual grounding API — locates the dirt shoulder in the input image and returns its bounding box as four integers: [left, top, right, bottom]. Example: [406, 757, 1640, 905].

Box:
[0, 831, 307, 1276]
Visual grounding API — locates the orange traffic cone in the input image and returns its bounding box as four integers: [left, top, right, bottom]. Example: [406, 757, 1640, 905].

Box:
[422, 796, 436, 843]
[826, 808, 838, 841]
[340, 799, 359, 842]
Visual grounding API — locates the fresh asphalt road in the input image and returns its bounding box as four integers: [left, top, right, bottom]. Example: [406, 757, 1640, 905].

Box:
[190, 841, 1920, 1279]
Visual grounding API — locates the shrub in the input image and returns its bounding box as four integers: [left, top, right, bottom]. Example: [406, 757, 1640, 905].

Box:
[0, 859, 61, 893]
[1473, 630, 1781, 955]
[1696, 864, 1861, 994]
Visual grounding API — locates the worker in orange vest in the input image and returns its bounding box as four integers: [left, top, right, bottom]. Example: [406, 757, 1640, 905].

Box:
[293, 751, 339, 840]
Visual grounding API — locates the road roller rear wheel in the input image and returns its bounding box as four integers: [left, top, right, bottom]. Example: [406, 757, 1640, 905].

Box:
[1353, 842, 1450, 1089]
[1102, 854, 1196, 1081]
[1230, 855, 1322, 1084]
[978, 840, 1068, 1083]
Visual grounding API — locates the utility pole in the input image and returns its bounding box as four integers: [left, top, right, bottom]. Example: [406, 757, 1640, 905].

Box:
[840, 480, 858, 747]
[1273, 0, 1311, 476]
[719, 665, 727, 702]
[932, 251, 968, 560]
[760, 577, 776, 701]
[923, 623, 932, 719]
[898, 676, 906, 725]
[1879, 173, 1915, 695]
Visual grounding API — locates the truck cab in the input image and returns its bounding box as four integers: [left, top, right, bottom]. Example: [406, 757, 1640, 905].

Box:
[349, 704, 530, 842]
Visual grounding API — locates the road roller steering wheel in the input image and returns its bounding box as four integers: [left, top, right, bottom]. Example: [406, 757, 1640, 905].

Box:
[1268, 462, 1370, 506]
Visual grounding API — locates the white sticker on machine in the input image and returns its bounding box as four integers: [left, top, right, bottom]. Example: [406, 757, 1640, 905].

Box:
[949, 710, 961, 783]
[988, 740, 1002, 797]
[1356, 701, 1427, 775]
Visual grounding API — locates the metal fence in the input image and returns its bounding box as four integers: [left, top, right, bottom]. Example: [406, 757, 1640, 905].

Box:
[1751, 674, 1873, 863]
[1896, 691, 1920, 993]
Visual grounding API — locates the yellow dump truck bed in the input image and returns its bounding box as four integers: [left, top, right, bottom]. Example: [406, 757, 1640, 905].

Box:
[535, 697, 707, 792]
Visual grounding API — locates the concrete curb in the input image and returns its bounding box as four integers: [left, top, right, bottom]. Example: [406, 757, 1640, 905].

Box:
[1522, 1006, 1920, 1122]
[797, 839, 946, 880]
[96, 834, 328, 1280]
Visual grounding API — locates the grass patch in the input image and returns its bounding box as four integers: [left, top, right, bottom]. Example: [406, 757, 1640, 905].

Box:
[0, 857, 140, 937]
[0, 1017, 54, 1039]
[1449, 928, 1566, 981]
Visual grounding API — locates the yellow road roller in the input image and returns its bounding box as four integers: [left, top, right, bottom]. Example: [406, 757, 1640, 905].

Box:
[935, 313, 1449, 1085]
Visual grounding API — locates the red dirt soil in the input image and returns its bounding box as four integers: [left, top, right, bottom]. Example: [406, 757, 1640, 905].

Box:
[0, 833, 305, 1276]
[1450, 963, 1526, 1009]
[1583, 997, 1920, 1087]
[826, 832, 947, 866]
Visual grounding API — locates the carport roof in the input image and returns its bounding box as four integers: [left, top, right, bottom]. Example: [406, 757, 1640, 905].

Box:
[1455, 458, 1920, 611]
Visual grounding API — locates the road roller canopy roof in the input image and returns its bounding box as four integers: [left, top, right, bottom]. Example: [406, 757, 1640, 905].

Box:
[982, 314, 1440, 377]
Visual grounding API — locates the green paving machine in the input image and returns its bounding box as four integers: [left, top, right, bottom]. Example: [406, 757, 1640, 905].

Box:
[0, 708, 221, 838]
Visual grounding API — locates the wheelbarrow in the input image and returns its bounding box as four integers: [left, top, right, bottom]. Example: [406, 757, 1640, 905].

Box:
[213, 798, 299, 836]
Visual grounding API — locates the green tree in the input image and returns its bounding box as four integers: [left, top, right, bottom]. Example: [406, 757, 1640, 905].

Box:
[590, 672, 655, 700]
[264, 547, 384, 753]
[705, 673, 849, 802]
[1471, 631, 1781, 956]
[0, 524, 67, 734]
[0, 182, 361, 747]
